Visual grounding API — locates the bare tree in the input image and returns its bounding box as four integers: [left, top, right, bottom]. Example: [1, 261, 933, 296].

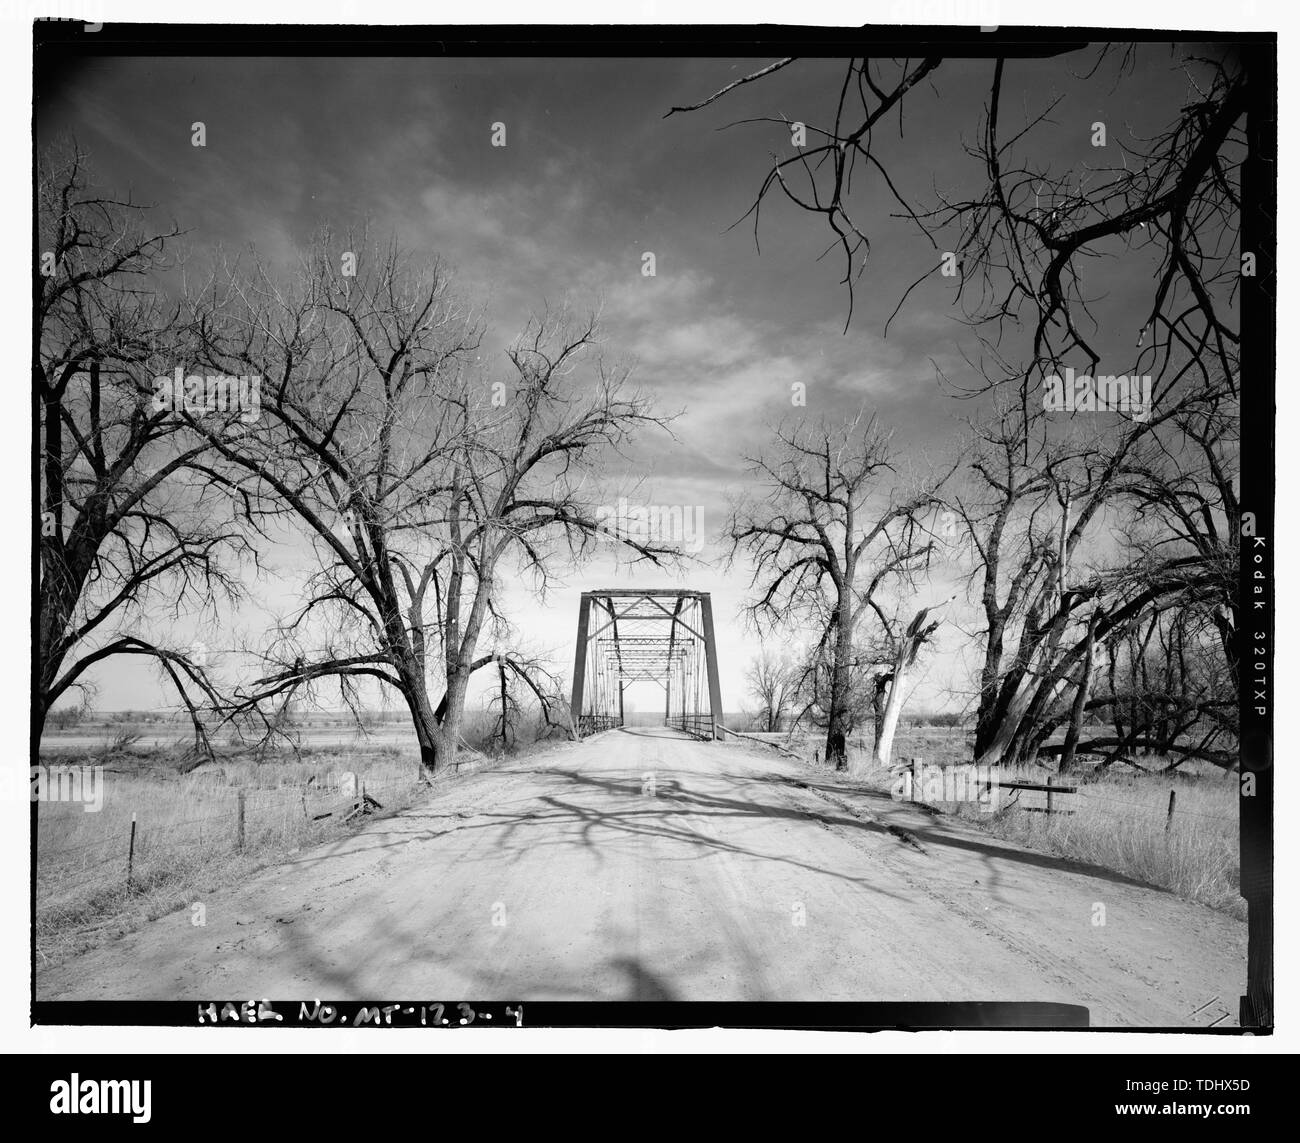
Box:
[188, 232, 478, 768]
[197, 237, 674, 775]
[729, 412, 949, 772]
[871, 600, 949, 768]
[36, 145, 247, 748]
[945, 390, 1234, 769]
[944, 402, 1116, 766]
[426, 306, 679, 766]
[483, 648, 569, 753]
[672, 48, 1245, 774]
[744, 650, 796, 732]
[1035, 601, 1237, 771]
[668, 50, 1243, 390]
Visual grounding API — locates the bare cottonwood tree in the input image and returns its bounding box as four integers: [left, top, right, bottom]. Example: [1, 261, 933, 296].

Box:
[1027, 607, 1236, 772]
[426, 307, 679, 765]
[197, 238, 674, 775]
[483, 647, 570, 753]
[668, 50, 1244, 388]
[729, 412, 949, 772]
[870, 599, 950, 768]
[744, 650, 796, 732]
[190, 233, 480, 770]
[944, 387, 1236, 769]
[37, 146, 247, 748]
[672, 49, 1246, 775]
[944, 402, 1116, 767]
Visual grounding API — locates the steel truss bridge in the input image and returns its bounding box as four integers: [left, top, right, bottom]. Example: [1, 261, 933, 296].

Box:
[569, 589, 724, 740]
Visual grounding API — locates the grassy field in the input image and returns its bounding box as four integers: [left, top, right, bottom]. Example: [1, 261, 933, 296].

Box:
[965, 765, 1241, 917]
[34, 744, 429, 967]
[777, 726, 1242, 920]
[34, 706, 570, 967]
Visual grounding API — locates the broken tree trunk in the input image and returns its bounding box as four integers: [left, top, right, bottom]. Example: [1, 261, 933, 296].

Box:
[871, 601, 947, 769]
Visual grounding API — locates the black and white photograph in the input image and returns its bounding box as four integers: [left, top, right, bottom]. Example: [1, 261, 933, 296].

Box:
[21, 6, 1280, 1065]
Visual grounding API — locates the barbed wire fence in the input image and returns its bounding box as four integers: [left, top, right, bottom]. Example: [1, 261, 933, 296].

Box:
[36, 771, 429, 888]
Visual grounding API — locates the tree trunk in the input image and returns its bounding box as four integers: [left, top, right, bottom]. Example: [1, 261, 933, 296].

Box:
[497, 660, 509, 751]
[824, 597, 853, 771]
[872, 655, 917, 769]
[973, 693, 1029, 767]
[432, 667, 472, 774]
[973, 621, 1007, 758]
[871, 672, 890, 758]
[872, 675, 907, 769]
[825, 725, 847, 771]
[401, 665, 446, 779]
[871, 604, 943, 769]
[1059, 611, 1099, 774]
[975, 608, 1074, 767]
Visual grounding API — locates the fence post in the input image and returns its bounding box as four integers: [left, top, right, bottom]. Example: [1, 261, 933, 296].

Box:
[127, 812, 137, 888]
[236, 789, 246, 851]
[1046, 775, 1054, 817]
[1165, 789, 1177, 834]
[911, 757, 921, 804]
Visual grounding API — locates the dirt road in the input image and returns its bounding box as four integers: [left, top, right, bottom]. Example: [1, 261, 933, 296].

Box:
[37, 728, 1245, 1025]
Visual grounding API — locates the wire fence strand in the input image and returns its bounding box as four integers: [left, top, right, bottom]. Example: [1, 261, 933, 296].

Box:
[37, 776, 425, 862]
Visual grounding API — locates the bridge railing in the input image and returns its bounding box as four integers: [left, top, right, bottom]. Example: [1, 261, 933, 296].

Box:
[578, 714, 623, 735]
[675, 714, 715, 740]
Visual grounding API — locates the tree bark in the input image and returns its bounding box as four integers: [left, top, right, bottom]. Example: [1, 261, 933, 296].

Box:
[824, 593, 853, 771]
[433, 668, 471, 774]
[871, 672, 890, 757]
[1059, 610, 1099, 774]
[872, 673, 907, 769]
[399, 665, 444, 778]
[870, 604, 943, 769]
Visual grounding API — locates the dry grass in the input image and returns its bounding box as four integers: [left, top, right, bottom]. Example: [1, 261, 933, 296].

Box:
[35, 711, 573, 968]
[35, 745, 428, 967]
[956, 762, 1241, 918]
[776, 726, 1242, 919]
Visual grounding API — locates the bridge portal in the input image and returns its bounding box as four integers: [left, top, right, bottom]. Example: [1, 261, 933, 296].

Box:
[569, 589, 724, 740]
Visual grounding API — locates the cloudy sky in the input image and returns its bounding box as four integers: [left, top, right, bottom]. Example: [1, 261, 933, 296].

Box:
[37, 46, 1220, 714]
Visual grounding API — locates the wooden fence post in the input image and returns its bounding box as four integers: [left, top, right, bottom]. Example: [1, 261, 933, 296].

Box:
[127, 812, 137, 888]
[236, 789, 246, 851]
[1165, 789, 1177, 834]
[1046, 775, 1054, 817]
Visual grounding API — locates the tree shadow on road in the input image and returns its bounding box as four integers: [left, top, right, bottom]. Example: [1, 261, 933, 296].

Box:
[269, 763, 919, 905]
[272, 759, 1168, 907]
